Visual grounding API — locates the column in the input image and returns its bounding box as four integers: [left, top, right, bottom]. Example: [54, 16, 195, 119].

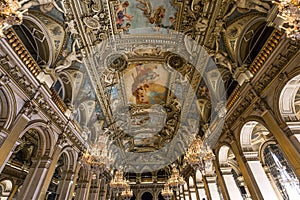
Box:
[236, 176, 251, 199]
[17, 157, 52, 200]
[75, 173, 92, 200]
[230, 138, 264, 200]
[179, 185, 186, 200]
[261, 109, 300, 178]
[196, 181, 207, 200]
[283, 123, 300, 152]
[0, 113, 30, 173]
[88, 173, 101, 200]
[57, 170, 75, 200]
[220, 167, 243, 200]
[244, 152, 281, 199]
[37, 143, 63, 199]
[100, 180, 108, 200]
[67, 161, 81, 200]
[213, 160, 230, 200]
[183, 182, 190, 200]
[205, 175, 221, 200]
[191, 176, 200, 200]
[188, 177, 197, 200]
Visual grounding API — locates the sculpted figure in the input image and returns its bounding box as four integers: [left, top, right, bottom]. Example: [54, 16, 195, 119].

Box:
[55, 39, 83, 72]
[211, 50, 233, 73]
[224, 0, 272, 18]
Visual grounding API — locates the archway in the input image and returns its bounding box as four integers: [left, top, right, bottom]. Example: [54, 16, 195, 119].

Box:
[240, 121, 300, 199]
[141, 192, 153, 200]
[218, 145, 247, 200]
[279, 74, 300, 146]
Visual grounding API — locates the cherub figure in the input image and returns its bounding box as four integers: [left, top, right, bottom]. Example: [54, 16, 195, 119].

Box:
[136, 0, 166, 29]
[224, 0, 272, 18]
[65, 20, 78, 38]
[55, 39, 83, 72]
[115, 1, 134, 28]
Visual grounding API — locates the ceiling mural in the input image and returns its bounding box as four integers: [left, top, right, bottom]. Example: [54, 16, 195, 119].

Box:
[8, 0, 274, 172]
[124, 62, 170, 105]
[110, 0, 181, 34]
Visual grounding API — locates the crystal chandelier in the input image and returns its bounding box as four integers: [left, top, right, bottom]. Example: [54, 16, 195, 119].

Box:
[184, 137, 215, 175]
[109, 169, 128, 193]
[0, 0, 28, 37]
[273, 0, 300, 39]
[161, 183, 173, 200]
[121, 184, 133, 200]
[167, 165, 185, 192]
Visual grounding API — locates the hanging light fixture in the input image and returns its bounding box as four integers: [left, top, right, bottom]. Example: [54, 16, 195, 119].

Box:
[167, 165, 185, 192]
[184, 137, 215, 175]
[109, 169, 128, 193]
[161, 183, 173, 200]
[0, 0, 28, 37]
[121, 184, 133, 200]
[273, 0, 300, 39]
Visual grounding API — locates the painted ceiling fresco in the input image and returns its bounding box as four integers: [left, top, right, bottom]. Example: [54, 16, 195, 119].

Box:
[111, 0, 179, 34]
[19, 0, 229, 172]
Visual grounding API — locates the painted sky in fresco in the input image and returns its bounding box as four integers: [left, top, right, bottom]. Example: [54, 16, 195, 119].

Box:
[116, 0, 177, 34]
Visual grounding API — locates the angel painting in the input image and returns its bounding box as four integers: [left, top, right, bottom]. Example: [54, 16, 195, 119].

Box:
[135, 0, 166, 29]
[129, 63, 168, 105]
[115, 1, 134, 30]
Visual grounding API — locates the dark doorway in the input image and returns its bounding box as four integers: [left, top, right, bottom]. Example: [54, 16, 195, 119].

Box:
[141, 192, 153, 200]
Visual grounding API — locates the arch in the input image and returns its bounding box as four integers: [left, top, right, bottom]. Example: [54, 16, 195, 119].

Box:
[217, 145, 245, 200]
[12, 15, 54, 67]
[55, 72, 73, 106]
[59, 146, 77, 172]
[141, 191, 153, 200]
[259, 140, 277, 165]
[236, 16, 273, 65]
[0, 179, 13, 198]
[262, 143, 300, 199]
[240, 120, 270, 152]
[218, 145, 230, 165]
[273, 67, 300, 125]
[20, 121, 56, 157]
[0, 85, 16, 130]
[279, 74, 300, 121]
[239, 120, 293, 199]
[195, 170, 203, 182]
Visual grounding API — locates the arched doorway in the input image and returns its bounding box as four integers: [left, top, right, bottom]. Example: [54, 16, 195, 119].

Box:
[240, 121, 300, 199]
[218, 145, 248, 200]
[141, 192, 153, 200]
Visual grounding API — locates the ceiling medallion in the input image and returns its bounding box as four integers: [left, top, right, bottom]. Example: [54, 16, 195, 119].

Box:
[106, 53, 128, 71]
[166, 53, 185, 69]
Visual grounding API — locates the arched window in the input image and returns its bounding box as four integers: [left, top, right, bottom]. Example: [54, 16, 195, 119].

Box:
[13, 17, 52, 67]
[239, 21, 274, 65]
[263, 144, 300, 200]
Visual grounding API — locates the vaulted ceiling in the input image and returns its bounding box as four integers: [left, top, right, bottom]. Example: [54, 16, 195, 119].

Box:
[12, 0, 277, 172]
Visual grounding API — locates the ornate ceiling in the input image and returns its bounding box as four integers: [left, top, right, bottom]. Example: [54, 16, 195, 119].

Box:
[10, 0, 278, 172]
